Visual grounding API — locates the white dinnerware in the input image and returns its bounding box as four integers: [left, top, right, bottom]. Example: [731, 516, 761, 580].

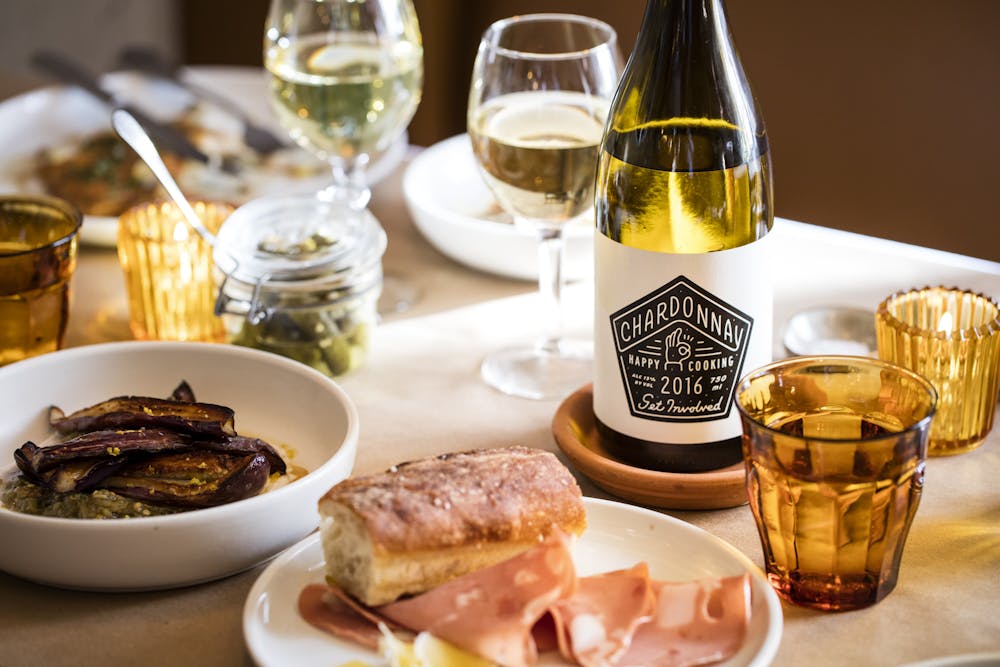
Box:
[0, 341, 358, 591]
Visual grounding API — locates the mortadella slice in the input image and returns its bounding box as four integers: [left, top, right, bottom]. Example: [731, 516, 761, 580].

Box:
[614, 573, 752, 667]
[549, 562, 657, 667]
[378, 529, 578, 667]
[298, 584, 387, 650]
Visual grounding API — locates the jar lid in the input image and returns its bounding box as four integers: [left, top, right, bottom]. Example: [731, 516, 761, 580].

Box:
[213, 194, 385, 286]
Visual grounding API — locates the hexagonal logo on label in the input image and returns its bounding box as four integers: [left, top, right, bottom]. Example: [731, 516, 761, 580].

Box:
[609, 275, 753, 422]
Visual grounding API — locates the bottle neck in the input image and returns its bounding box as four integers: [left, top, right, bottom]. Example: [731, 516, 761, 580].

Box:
[639, 0, 732, 66]
[647, 0, 730, 28]
[629, 0, 751, 126]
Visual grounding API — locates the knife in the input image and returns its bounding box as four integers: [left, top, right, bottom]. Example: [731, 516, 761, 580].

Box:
[31, 50, 239, 174]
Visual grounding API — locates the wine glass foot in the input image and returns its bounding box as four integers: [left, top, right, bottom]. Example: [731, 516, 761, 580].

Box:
[378, 272, 420, 315]
[480, 340, 592, 400]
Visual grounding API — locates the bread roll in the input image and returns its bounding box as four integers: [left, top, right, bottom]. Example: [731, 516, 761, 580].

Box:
[318, 446, 586, 606]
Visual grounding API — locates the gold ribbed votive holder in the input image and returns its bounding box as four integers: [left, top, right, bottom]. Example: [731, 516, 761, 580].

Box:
[876, 286, 1000, 456]
[118, 201, 232, 343]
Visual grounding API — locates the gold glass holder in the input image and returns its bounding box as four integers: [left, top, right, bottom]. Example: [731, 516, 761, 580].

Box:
[876, 286, 1000, 456]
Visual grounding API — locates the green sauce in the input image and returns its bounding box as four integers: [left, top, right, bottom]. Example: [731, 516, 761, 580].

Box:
[0, 474, 183, 519]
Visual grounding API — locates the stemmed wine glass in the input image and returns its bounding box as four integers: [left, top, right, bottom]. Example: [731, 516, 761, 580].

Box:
[264, 0, 423, 312]
[468, 14, 622, 399]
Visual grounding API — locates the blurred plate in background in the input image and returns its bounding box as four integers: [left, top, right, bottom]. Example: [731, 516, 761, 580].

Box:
[403, 133, 593, 282]
[782, 306, 878, 357]
[0, 66, 407, 248]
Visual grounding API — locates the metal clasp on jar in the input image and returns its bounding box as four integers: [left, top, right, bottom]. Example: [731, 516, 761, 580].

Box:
[214, 268, 273, 325]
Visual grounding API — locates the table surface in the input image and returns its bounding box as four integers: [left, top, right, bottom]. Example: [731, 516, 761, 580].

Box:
[1, 148, 999, 667]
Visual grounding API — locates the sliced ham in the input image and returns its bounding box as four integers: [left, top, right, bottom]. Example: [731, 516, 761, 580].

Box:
[379, 529, 578, 667]
[614, 574, 752, 667]
[549, 563, 656, 667]
[298, 583, 385, 649]
[298, 531, 753, 667]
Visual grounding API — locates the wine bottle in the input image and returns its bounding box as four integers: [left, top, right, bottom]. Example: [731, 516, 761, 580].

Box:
[593, 0, 774, 473]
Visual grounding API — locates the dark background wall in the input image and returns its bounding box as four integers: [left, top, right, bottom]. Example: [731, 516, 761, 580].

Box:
[2, 0, 997, 263]
[179, 0, 1000, 263]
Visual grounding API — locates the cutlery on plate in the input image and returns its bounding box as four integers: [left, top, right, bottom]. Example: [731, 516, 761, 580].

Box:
[110, 109, 220, 247]
[30, 50, 242, 175]
[117, 46, 286, 156]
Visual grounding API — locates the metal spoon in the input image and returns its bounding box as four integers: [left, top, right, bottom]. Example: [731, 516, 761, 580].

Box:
[111, 108, 219, 247]
[113, 108, 358, 346]
[118, 46, 286, 156]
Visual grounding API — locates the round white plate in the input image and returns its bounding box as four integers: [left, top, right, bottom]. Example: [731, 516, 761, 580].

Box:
[402, 133, 594, 282]
[901, 655, 1000, 667]
[0, 66, 407, 248]
[243, 496, 782, 667]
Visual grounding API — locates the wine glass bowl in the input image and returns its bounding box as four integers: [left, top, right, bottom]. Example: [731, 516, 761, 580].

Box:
[468, 14, 622, 399]
[264, 0, 422, 209]
[264, 0, 422, 313]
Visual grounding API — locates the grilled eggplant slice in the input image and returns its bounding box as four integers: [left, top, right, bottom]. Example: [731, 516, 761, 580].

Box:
[169, 380, 197, 403]
[6, 381, 293, 515]
[48, 396, 236, 437]
[14, 430, 193, 475]
[21, 457, 128, 494]
[201, 436, 287, 474]
[102, 451, 272, 508]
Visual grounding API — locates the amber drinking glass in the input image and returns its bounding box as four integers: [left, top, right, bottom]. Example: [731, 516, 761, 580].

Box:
[735, 355, 937, 611]
[876, 286, 1000, 456]
[0, 195, 81, 365]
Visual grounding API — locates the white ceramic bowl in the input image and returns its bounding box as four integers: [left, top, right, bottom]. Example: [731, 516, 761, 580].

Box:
[403, 133, 594, 282]
[0, 341, 358, 591]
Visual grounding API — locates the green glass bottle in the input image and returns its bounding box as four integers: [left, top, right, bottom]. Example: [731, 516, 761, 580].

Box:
[593, 0, 774, 472]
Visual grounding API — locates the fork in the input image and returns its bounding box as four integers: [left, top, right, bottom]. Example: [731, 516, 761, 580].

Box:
[117, 46, 287, 157]
[32, 49, 243, 175]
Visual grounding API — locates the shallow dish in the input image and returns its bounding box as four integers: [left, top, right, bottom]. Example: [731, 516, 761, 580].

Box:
[403, 133, 593, 281]
[900, 654, 1000, 667]
[0, 66, 407, 248]
[781, 306, 877, 357]
[552, 384, 748, 510]
[243, 497, 782, 667]
[0, 341, 358, 591]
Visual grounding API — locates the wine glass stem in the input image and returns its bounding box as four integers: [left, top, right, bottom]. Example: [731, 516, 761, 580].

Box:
[323, 155, 372, 210]
[535, 225, 566, 356]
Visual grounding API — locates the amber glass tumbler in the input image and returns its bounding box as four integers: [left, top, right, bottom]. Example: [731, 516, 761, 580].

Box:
[736, 355, 937, 611]
[0, 195, 81, 365]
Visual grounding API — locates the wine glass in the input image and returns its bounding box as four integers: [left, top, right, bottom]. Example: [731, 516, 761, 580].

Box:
[264, 0, 423, 312]
[468, 14, 622, 399]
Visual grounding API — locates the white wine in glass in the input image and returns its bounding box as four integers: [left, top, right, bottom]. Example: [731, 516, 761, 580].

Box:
[470, 90, 607, 223]
[264, 0, 423, 310]
[468, 14, 622, 400]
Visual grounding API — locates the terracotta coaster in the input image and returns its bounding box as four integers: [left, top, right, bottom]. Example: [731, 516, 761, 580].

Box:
[552, 384, 748, 510]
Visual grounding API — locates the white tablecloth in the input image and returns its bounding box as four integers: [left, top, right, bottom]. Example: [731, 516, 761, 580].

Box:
[1, 154, 999, 666]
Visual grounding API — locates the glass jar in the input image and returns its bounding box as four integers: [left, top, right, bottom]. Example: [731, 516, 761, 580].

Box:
[212, 195, 385, 377]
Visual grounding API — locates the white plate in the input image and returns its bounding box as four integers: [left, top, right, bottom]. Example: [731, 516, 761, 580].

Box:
[243, 496, 782, 667]
[900, 655, 1000, 667]
[403, 133, 594, 282]
[0, 66, 407, 247]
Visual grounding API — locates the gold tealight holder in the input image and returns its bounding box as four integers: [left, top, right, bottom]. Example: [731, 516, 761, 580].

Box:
[117, 200, 232, 343]
[876, 286, 1000, 456]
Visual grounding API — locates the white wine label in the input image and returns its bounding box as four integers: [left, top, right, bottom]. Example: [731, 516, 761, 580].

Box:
[594, 233, 773, 444]
[610, 275, 751, 422]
